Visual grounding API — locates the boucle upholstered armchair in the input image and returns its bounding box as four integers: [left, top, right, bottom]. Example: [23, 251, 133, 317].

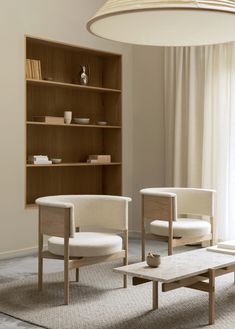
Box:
[140, 188, 215, 258]
[36, 195, 131, 304]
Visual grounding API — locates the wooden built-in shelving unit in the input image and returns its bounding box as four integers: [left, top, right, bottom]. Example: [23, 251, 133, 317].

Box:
[25, 36, 122, 206]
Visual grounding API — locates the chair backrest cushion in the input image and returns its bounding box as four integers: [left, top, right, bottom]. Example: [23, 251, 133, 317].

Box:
[36, 195, 131, 234]
[140, 187, 215, 218]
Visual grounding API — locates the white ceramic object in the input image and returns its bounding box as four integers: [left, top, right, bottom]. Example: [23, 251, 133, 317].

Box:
[74, 118, 90, 124]
[97, 121, 107, 126]
[51, 158, 62, 164]
[64, 111, 72, 124]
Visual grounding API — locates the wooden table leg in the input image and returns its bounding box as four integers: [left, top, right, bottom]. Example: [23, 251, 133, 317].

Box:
[209, 269, 215, 325]
[152, 281, 159, 310]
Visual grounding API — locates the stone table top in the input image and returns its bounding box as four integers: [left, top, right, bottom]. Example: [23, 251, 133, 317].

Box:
[114, 249, 235, 283]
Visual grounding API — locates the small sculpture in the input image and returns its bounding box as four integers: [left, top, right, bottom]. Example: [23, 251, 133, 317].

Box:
[146, 252, 161, 268]
[80, 65, 89, 85]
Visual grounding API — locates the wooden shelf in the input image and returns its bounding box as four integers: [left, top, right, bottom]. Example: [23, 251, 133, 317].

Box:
[26, 36, 122, 205]
[26, 162, 121, 168]
[27, 121, 121, 129]
[26, 79, 121, 94]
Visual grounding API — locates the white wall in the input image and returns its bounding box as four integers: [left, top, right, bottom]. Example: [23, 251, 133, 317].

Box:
[0, 0, 134, 256]
[132, 46, 165, 232]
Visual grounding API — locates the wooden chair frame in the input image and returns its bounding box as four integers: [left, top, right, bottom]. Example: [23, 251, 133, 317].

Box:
[141, 194, 214, 259]
[38, 205, 128, 305]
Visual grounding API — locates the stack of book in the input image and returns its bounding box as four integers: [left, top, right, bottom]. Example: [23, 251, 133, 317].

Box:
[26, 59, 42, 80]
[28, 155, 52, 165]
[87, 155, 111, 164]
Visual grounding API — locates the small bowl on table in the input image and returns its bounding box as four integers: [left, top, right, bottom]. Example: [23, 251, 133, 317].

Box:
[74, 118, 90, 125]
[146, 253, 161, 268]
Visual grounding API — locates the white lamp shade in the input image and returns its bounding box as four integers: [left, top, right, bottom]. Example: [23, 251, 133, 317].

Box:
[87, 0, 235, 46]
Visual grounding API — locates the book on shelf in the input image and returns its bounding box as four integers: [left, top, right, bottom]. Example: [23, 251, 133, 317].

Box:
[33, 160, 52, 165]
[88, 155, 111, 163]
[32, 116, 64, 124]
[28, 155, 48, 162]
[26, 59, 42, 80]
[26, 59, 32, 79]
[28, 155, 51, 164]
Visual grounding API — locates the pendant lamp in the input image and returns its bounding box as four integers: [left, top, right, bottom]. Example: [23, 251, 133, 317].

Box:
[87, 0, 235, 46]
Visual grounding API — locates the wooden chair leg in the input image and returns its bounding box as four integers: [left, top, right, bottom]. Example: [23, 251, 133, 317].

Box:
[76, 268, 79, 282]
[38, 228, 43, 291]
[123, 273, 128, 288]
[123, 230, 128, 288]
[142, 197, 146, 261]
[168, 220, 173, 255]
[210, 216, 214, 246]
[141, 234, 145, 261]
[64, 264, 69, 305]
[38, 254, 43, 291]
[64, 237, 69, 305]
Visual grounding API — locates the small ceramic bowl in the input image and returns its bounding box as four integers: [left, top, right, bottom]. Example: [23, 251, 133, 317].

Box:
[74, 118, 90, 124]
[97, 121, 107, 126]
[146, 253, 161, 268]
[51, 158, 62, 164]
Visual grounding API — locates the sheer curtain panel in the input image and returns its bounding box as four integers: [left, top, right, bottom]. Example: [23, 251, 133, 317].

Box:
[164, 43, 235, 241]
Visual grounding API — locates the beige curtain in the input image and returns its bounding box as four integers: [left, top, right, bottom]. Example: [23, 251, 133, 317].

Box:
[164, 43, 235, 240]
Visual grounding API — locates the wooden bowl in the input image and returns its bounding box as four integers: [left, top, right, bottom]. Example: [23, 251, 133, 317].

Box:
[146, 254, 161, 268]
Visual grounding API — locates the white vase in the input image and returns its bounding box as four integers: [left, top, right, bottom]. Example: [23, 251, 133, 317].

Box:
[64, 111, 72, 124]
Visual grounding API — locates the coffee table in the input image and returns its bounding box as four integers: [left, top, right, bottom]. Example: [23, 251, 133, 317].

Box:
[114, 249, 235, 325]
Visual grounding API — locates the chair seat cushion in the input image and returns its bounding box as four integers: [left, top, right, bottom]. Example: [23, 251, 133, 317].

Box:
[150, 218, 211, 238]
[48, 232, 123, 257]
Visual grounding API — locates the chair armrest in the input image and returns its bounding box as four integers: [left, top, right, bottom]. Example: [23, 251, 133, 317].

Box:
[140, 188, 176, 198]
[36, 197, 73, 209]
[37, 198, 75, 238]
[141, 192, 177, 222]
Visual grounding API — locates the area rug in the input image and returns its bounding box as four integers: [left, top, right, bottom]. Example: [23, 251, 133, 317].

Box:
[0, 259, 235, 329]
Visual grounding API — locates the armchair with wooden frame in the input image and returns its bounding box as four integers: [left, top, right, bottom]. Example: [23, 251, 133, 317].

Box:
[140, 188, 215, 259]
[36, 195, 131, 305]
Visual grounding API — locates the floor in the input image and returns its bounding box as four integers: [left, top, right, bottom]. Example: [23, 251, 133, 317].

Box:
[0, 239, 198, 329]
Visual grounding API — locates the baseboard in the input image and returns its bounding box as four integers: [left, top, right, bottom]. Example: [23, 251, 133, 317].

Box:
[0, 245, 46, 260]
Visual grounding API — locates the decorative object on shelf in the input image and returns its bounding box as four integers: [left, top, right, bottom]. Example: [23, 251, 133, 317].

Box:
[74, 118, 90, 125]
[64, 111, 72, 124]
[146, 252, 161, 268]
[97, 121, 107, 126]
[87, 155, 111, 164]
[26, 59, 42, 79]
[33, 116, 64, 124]
[87, 159, 98, 164]
[79, 65, 90, 85]
[43, 77, 53, 81]
[28, 155, 52, 165]
[51, 158, 62, 164]
[87, 0, 235, 46]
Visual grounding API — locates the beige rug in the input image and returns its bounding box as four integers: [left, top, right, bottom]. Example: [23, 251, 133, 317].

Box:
[1, 260, 235, 329]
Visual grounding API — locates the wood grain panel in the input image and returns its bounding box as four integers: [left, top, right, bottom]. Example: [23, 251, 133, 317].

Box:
[40, 206, 70, 237]
[27, 166, 103, 204]
[143, 195, 174, 221]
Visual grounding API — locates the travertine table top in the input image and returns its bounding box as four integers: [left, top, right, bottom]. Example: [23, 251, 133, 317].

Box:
[114, 249, 235, 283]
